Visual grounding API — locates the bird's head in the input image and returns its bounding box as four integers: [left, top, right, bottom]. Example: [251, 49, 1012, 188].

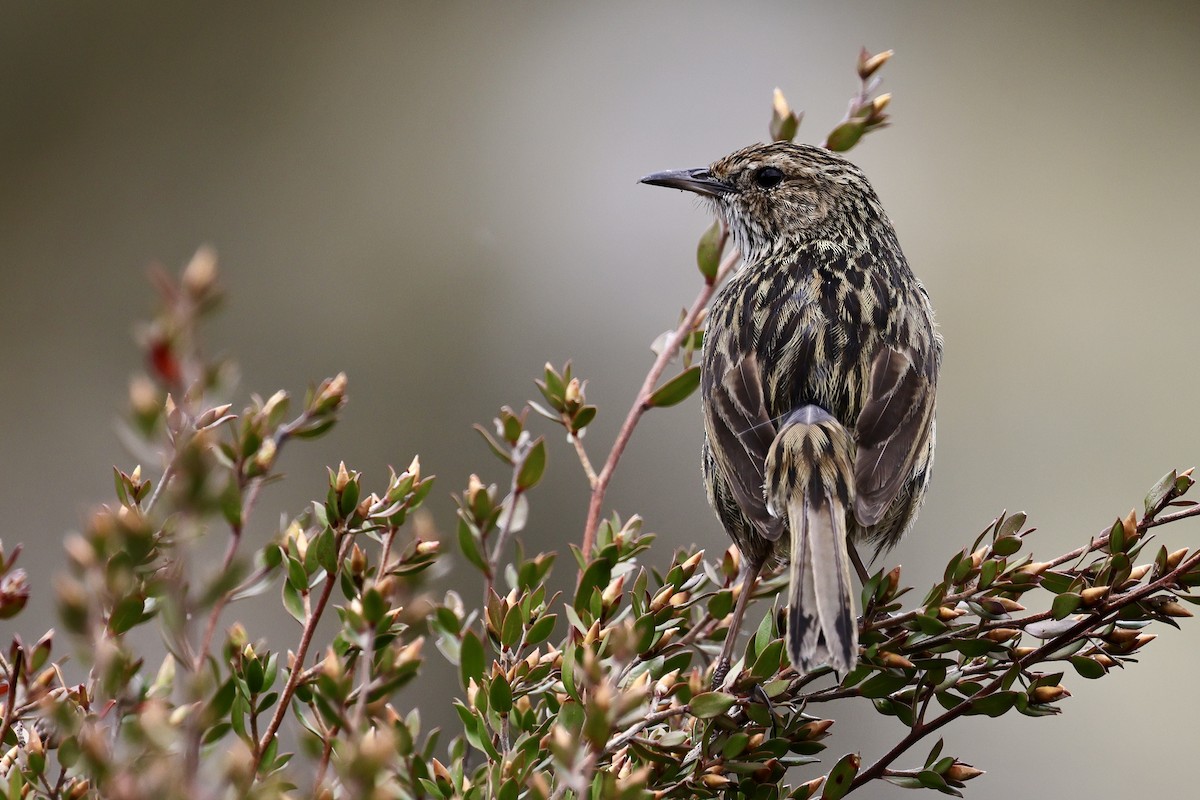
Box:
[640, 141, 883, 264]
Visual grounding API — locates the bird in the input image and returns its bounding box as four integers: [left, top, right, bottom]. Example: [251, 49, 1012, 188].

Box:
[640, 141, 941, 685]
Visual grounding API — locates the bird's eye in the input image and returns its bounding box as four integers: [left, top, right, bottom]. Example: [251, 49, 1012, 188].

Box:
[753, 166, 784, 189]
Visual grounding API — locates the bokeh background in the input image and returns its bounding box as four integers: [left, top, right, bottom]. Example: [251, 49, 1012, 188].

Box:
[3, 2, 1199, 797]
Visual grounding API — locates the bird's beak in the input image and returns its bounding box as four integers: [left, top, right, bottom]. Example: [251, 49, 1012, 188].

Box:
[639, 168, 733, 197]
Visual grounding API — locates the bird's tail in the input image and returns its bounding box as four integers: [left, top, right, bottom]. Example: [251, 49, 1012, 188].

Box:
[765, 405, 857, 679]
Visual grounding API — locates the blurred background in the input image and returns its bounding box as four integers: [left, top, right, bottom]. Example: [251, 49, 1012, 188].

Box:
[3, 2, 1199, 797]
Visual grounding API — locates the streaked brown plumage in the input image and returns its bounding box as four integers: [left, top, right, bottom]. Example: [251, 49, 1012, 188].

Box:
[641, 141, 941, 683]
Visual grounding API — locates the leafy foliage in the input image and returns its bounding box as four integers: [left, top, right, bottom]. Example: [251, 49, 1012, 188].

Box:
[2, 49, 1199, 800]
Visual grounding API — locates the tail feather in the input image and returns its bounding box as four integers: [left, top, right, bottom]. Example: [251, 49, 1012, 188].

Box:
[766, 405, 858, 678]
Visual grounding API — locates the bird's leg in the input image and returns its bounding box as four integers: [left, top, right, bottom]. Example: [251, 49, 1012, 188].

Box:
[848, 542, 870, 585]
[712, 560, 763, 690]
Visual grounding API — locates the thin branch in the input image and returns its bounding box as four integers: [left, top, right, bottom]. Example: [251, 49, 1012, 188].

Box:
[849, 546, 1200, 792]
[568, 431, 599, 490]
[605, 705, 692, 753]
[252, 532, 349, 775]
[143, 461, 175, 514]
[0, 646, 23, 758]
[581, 236, 738, 563]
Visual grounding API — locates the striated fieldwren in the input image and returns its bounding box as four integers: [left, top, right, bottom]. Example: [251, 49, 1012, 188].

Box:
[641, 141, 941, 684]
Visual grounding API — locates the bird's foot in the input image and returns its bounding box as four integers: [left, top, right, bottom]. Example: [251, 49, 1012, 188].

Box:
[711, 657, 731, 690]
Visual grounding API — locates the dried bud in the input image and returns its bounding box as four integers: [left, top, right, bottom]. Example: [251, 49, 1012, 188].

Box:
[649, 585, 675, 613]
[349, 543, 368, 577]
[320, 372, 348, 409]
[857, 48, 894, 80]
[990, 596, 1026, 613]
[1030, 685, 1070, 704]
[773, 86, 791, 119]
[1017, 561, 1052, 577]
[252, 436, 277, 474]
[1122, 508, 1139, 545]
[876, 651, 914, 670]
[1081, 586, 1110, 606]
[945, 763, 985, 782]
[700, 774, 733, 789]
[1128, 563, 1153, 582]
[798, 719, 834, 739]
[1159, 600, 1193, 618]
[396, 637, 424, 665]
[227, 622, 249, 650]
[129, 375, 161, 418]
[182, 246, 218, 298]
[321, 647, 342, 680]
[415, 540, 440, 557]
[0, 568, 30, 619]
[937, 604, 967, 620]
[601, 574, 626, 609]
[564, 378, 582, 406]
[1165, 548, 1189, 572]
[430, 758, 453, 786]
[289, 524, 309, 562]
[984, 627, 1020, 642]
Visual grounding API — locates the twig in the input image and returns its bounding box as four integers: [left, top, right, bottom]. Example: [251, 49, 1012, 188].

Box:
[143, 461, 175, 514]
[605, 705, 692, 753]
[848, 546, 1200, 792]
[568, 431, 599, 490]
[581, 237, 738, 562]
[252, 532, 349, 775]
[0, 646, 23, 758]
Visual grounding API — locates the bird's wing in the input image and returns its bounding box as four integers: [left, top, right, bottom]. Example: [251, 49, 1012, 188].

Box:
[853, 343, 937, 526]
[706, 348, 785, 541]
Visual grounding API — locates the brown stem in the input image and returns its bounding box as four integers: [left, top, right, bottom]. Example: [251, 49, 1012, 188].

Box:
[0, 645, 24, 757]
[567, 430, 599, 489]
[580, 239, 738, 563]
[848, 546, 1200, 793]
[251, 532, 349, 776]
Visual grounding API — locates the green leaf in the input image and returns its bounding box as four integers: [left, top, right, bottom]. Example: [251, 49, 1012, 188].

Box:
[646, 366, 701, 408]
[824, 119, 865, 152]
[500, 606, 524, 650]
[822, 753, 861, 799]
[689, 691, 736, 719]
[562, 644, 580, 701]
[992, 535, 1022, 557]
[707, 589, 734, 620]
[516, 438, 547, 492]
[965, 691, 1018, 717]
[1051, 592, 1082, 620]
[281, 581, 305, 623]
[914, 613, 948, 635]
[859, 671, 910, 699]
[925, 738, 945, 768]
[489, 674, 513, 714]
[457, 520, 489, 574]
[526, 613, 556, 646]
[362, 587, 386, 626]
[1070, 655, 1107, 679]
[722, 731, 751, 759]
[1108, 518, 1126, 553]
[574, 559, 612, 611]
[994, 512, 1027, 540]
[108, 595, 146, 634]
[459, 631, 485, 691]
[1145, 470, 1178, 516]
[696, 220, 723, 282]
